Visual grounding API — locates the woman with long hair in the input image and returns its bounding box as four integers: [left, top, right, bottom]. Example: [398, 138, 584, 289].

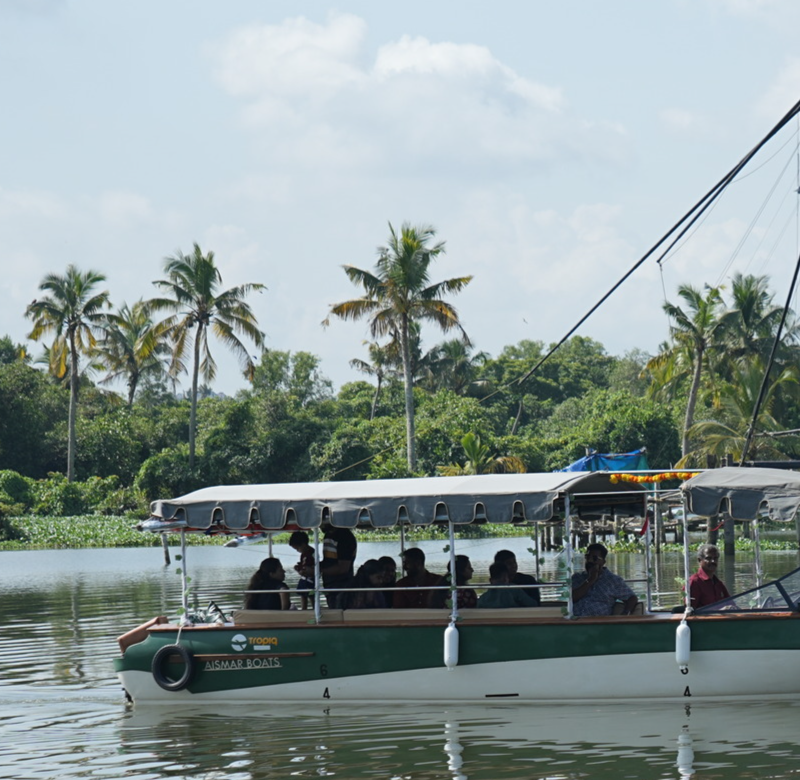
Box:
[337, 559, 387, 610]
[430, 555, 477, 609]
[244, 558, 290, 610]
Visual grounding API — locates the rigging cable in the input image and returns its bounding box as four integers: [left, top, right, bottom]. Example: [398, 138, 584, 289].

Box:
[715, 146, 797, 284]
[739, 245, 800, 464]
[512, 98, 800, 390]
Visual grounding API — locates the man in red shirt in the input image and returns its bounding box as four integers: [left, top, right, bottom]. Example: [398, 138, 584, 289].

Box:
[393, 548, 441, 608]
[689, 543, 731, 608]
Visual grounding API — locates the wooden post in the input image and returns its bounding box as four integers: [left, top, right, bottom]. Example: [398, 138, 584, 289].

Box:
[723, 513, 735, 558]
[796, 509, 800, 549]
[707, 516, 719, 545]
[161, 533, 170, 565]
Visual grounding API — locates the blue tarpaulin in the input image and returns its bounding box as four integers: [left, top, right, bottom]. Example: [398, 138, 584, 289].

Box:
[559, 448, 648, 473]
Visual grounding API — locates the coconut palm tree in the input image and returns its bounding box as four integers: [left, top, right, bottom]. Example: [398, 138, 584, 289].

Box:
[325, 222, 473, 472]
[350, 341, 394, 420]
[96, 300, 170, 406]
[25, 265, 111, 481]
[646, 284, 726, 459]
[718, 273, 790, 365]
[147, 243, 266, 468]
[419, 339, 489, 395]
[438, 432, 525, 475]
[684, 360, 800, 465]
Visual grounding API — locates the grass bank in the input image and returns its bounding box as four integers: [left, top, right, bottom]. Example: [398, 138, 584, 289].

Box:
[0, 516, 536, 551]
[1, 515, 797, 552]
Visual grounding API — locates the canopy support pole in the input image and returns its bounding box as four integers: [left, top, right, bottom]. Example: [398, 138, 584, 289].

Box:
[448, 520, 458, 621]
[180, 529, 189, 620]
[682, 495, 692, 611]
[533, 521, 540, 580]
[644, 498, 653, 613]
[313, 528, 322, 624]
[565, 494, 574, 619]
[753, 519, 764, 590]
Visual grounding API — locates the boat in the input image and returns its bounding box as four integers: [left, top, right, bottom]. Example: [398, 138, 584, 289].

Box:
[114, 466, 800, 704]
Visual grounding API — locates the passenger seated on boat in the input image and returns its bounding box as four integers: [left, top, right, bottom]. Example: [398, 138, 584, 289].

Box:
[689, 544, 731, 608]
[378, 556, 398, 607]
[393, 548, 441, 609]
[337, 559, 387, 609]
[478, 563, 539, 609]
[244, 558, 290, 610]
[320, 522, 357, 607]
[289, 531, 315, 610]
[571, 543, 638, 616]
[494, 549, 541, 606]
[429, 555, 477, 610]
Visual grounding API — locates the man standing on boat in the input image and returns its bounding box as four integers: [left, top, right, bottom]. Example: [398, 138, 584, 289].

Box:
[320, 523, 357, 607]
[689, 544, 730, 608]
[393, 548, 440, 608]
[571, 543, 638, 616]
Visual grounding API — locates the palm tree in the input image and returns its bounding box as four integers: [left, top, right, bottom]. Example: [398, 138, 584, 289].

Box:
[350, 341, 394, 420]
[718, 273, 789, 364]
[685, 360, 799, 464]
[646, 284, 726, 459]
[325, 222, 473, 472]
[419, 339, 488, 395]
[96, 300, 169, 406]
[438, 432, 525, 475]
[25, 265, 111, 481]
[147, 243, 266, 468]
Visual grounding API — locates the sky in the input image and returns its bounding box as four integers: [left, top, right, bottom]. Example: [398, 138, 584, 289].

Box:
[3, 0, 800, 396]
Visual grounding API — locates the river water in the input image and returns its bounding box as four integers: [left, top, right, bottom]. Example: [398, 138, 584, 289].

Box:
[2, 539, 800, 779]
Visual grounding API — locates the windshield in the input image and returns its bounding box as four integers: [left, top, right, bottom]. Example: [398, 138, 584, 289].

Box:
[696, 566, 800, 613]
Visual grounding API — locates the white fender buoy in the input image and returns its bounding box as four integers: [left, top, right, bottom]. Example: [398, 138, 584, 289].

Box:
[676, 620, 691, 673]
[444, 622, 459, 669]
[676, 727, 695, 778]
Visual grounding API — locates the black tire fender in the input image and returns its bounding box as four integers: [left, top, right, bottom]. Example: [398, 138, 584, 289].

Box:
[151, 644, 195, 692]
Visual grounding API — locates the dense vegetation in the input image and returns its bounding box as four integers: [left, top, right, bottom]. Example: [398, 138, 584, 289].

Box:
[2, 236, 800, 530]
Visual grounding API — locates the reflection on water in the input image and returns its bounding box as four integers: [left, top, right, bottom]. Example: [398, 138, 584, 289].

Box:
[4, 694, 800, 779]
[1, 544, 800, 778]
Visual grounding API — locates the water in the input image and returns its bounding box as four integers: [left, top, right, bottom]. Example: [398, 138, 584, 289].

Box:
[1, 541, 800, 779]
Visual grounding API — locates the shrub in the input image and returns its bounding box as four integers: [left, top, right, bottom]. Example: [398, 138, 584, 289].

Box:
[32, 474, 87, 517]
[134, 445, 203, 500]
[0, 470, 33, 507]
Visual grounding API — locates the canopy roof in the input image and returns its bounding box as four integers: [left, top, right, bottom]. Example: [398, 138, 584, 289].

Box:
[148, 472, 647, 533]
[682, 467, 800, 522]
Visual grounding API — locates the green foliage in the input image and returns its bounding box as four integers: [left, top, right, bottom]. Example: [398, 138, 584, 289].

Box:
[309, 420, 374, 481]
[78, 475, 144, 515]
[32, 474, 87, 516]
[0, 335, 27, 365]
[74, 410, 145, 483]
[0, 516, 226, 550]
[134, 445, 201, 499]
[252, 350, 333, 406]
[0, 470, 34, 505]
[541, 388, 681, 470]
[0, 361, 69, 477]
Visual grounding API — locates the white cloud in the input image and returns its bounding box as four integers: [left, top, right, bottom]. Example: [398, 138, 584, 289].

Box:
[0, 187, 68, 221]
[209, 15, 620, 177]
[210, 13, 366, 99]
[374, 35, 564, 112]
